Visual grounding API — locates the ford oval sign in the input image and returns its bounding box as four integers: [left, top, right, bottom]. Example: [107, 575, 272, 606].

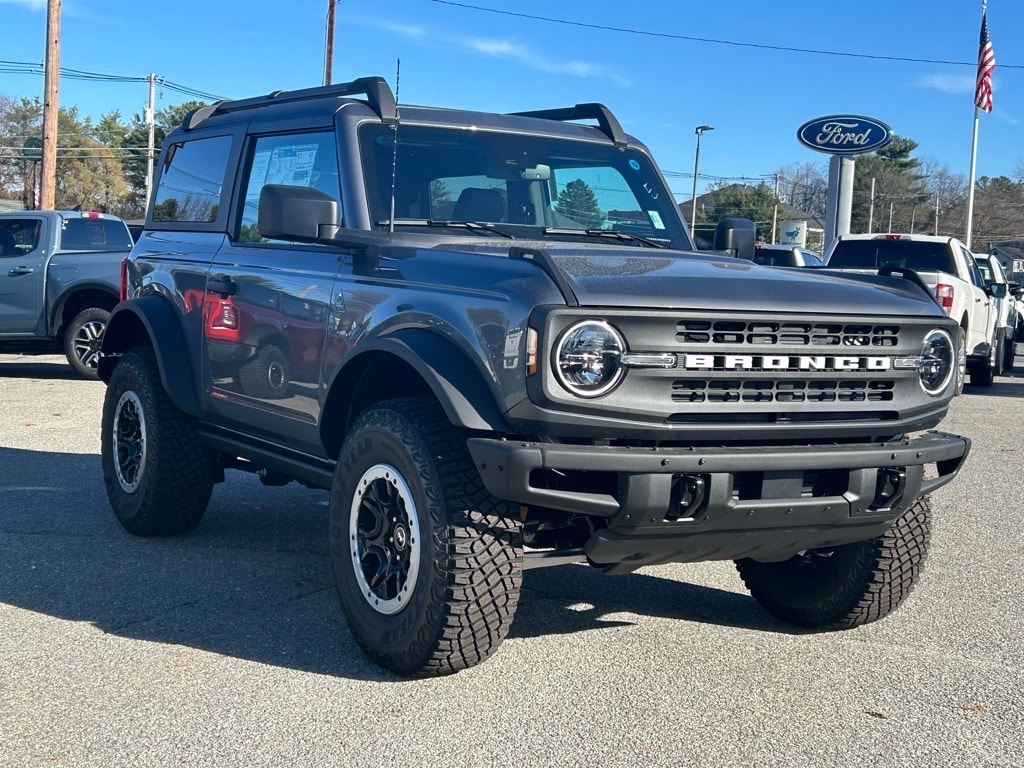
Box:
[797, 115, 892, 156]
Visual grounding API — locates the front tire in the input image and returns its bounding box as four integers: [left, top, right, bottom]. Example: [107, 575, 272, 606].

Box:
[735, 497, 931, 629]
[64, 307, 109, 378]
[1003, 330, 1016, 372]
[100, 347, 218, 536]
[329, 398, 522, 677]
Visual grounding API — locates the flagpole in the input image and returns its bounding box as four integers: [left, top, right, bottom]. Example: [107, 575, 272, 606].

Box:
[965, 107, 980, 249]
[965, 0, 989, 250]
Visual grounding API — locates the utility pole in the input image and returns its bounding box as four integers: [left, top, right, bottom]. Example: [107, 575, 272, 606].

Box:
[867, 177, 876, 232]
[40, 0, 61, 210]
[771, 173, 779, 243]
[324, 0, 336, 86]
[144, 73, 157, 213]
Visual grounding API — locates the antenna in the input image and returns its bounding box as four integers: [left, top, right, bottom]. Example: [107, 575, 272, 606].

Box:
[389, 59, 401, 234]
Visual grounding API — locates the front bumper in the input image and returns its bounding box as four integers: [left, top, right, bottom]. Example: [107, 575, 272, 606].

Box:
[468, 431, 970, 569]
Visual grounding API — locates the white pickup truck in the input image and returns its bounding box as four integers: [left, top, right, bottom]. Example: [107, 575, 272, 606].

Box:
[824, 233, 1003, 387]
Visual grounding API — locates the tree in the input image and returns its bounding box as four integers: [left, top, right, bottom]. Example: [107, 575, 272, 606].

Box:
[698, 181, 779, 244]
[0, 95, 44, 207]
[122, 101, 207, 217]
[851, 134, 929, 233]
[555, 178, 604, 229]
[775, 161, 827, 221]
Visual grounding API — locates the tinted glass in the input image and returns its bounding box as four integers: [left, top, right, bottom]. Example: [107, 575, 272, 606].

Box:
[60, 218, 133, 250]
[0, 219, 41, 257]
[153, 135, 233, 223]
[827, 240, 956, 273]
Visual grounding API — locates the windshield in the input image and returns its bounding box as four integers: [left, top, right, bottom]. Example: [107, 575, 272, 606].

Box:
[359, 124, 690, 249]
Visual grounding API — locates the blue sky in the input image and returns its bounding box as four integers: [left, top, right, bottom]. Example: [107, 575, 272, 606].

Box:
[2, 0, 1021, 203]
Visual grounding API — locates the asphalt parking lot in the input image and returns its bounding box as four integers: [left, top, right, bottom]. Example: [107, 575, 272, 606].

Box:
[1, 352, 1021, 767]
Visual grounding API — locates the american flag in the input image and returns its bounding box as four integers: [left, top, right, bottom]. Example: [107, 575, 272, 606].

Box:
[975, 11, 995, 113]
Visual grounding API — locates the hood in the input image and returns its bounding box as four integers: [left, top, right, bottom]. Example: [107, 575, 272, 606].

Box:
[445, 242, 944, 317]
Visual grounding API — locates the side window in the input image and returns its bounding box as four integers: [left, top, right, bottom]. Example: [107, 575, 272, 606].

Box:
[963, 248, 986, 289]
[152, 135, 232, 223]
[0, 219, 41, 257]
[61, 219, 133, 251]
[237, 131, 340, 243]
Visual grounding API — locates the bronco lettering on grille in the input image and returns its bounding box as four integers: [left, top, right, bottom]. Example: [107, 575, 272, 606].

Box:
[681, 354, 891, 371]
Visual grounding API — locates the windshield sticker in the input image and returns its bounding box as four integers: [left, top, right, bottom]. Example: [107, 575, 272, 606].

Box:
[629, 159, 641, 171]
[648, 211, 666, 230]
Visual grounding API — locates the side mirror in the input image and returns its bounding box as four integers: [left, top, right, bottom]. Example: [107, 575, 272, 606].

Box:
[258, 184, 340, 243]
[713, 217, 756, 260]
[988, 282, 1007, 299]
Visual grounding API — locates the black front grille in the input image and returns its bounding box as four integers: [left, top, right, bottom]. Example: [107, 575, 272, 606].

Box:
[677, 320, 900, 348]
[672, 378, 896, 404]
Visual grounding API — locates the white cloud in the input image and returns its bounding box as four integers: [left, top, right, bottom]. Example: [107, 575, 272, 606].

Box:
[346, 15, 425, 38]
[464, 36, 631, 87]
[915, 73, 976, 95]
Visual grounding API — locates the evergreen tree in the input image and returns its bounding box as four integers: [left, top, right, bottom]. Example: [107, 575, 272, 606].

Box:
[555, 178, 604, 229]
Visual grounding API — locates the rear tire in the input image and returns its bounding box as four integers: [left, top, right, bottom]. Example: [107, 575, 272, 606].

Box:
[64, 306, 109, 379]
[101, 347, 218, 536]
[329, 398, 522, 677]
[238, 343, 289, 399]
[735, 497, 931, 629]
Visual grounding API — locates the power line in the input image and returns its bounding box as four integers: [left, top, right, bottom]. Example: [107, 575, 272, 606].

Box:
[429, 1, 1024, 69]
[0, 60, 227, 101]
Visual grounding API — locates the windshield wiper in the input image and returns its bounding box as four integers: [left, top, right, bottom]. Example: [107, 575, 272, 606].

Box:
[543, 227, 665, 248]
[377, 218, 516, 239]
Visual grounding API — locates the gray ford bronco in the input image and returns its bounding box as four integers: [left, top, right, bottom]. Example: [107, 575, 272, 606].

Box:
[98, 77, 970, 676]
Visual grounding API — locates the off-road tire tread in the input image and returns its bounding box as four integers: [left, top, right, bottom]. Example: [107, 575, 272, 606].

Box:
[735, 497, 931, 630]
[101, 347, 217, 536]
[334, 398, 522, 677]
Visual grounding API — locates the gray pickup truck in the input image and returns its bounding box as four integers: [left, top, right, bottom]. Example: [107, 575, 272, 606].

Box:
[0, 210, 132, 377]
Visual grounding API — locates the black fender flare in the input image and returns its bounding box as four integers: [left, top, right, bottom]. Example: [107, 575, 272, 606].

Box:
[335, 328, 511, 433]
[98, 296, 201, 417]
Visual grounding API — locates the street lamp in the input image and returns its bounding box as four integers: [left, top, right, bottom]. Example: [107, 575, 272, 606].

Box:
[691, 125, 714, 236]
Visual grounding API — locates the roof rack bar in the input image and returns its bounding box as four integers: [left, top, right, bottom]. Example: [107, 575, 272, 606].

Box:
[510, 103, 627, 147]
[183, 76, 397, 131]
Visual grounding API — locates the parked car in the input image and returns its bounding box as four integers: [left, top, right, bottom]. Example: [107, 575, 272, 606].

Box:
[973, 252, 1020, 371]
[99, 76, 969, 677]
[750, 244, 823, 267]
[0, 210, 132, 377]
[825, 233, 1001, 388]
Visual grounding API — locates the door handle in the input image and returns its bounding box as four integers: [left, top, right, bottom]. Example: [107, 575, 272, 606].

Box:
[7, 266, 33, 276]
[206, 276, 237, 298]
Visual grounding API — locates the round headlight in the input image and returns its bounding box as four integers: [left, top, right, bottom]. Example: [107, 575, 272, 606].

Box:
[919, 329, 954, 395]
[554, 320, 625, 397]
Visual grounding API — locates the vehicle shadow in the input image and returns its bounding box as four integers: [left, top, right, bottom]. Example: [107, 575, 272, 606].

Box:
[0, 358, 78, 380]
[0, 445, 786, 682]
[963, 375, 1024, 398]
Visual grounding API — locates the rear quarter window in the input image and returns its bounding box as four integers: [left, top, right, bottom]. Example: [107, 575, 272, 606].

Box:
[152, 135, 233, 223]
